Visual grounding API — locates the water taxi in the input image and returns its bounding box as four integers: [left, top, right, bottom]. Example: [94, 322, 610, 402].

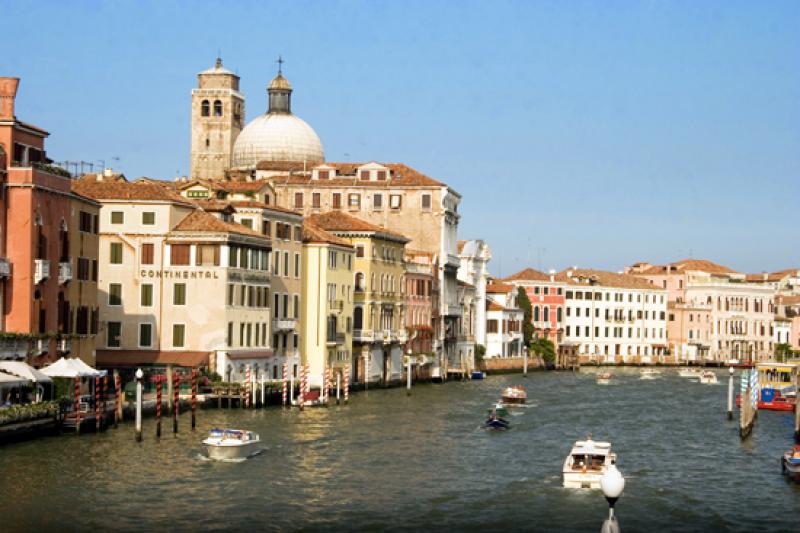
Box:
[699, 371, 718, 385]
[562, 436, 617, 489]
[639, 369, 660, 380]
[678, 367, 702, 378]
[736, 362, 797, 411]
[596, 372, 611, 385]
[203, 428, 260, 460]
[782, 445, 800, 482]
[501, 386, 527, 404]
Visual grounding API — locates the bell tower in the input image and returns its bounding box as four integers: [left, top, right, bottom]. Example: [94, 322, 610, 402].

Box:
[190, 57, 245, 180]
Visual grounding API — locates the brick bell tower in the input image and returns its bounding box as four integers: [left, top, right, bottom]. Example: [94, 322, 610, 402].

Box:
[190, 57, 245, 180]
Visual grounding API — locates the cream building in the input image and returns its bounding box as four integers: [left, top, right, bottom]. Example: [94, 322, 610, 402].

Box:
[484, 283, 523, 359]
[307, 211, 408, 385]
[73, 177, 273, 381]
[561, 269, 668, 364]
[457, 239, 491, 348]
[301, 221, 354, 387]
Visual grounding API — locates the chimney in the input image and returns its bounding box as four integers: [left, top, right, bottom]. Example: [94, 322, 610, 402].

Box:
[0, 77, 20, 120]
[103, 167, 114, 178]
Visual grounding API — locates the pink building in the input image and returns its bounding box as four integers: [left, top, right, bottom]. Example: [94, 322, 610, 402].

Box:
[404, 250, 439, 370]
[502, 268, 567, 346]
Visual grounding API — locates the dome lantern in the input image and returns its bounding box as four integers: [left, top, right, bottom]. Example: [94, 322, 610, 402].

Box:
[268, 56, 292, 114]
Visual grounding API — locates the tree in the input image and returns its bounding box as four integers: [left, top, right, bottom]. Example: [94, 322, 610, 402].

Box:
[775, 343, 794, 362]
[530, 337, 556, 365]
[516, 287, 535, 347]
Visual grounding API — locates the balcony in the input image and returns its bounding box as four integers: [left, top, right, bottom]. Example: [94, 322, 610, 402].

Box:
[0, 338, 28, 360]
[272, 318, 297, 332]
[352, 329, 374, 342]
[383, 330, 392, 344]
[329, 299, 344, 312]
[58, 261, 73, 284]
[326, 332, 346, 346]
[34, 259, 50, 284]
[0, 258, 10, 278]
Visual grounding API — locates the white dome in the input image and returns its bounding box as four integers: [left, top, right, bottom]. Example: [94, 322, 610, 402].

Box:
[232, 113, 324, 169]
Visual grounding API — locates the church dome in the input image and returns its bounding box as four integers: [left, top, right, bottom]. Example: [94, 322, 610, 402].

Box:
[232, 113, 324, 168]
[231, 69, 324, 169]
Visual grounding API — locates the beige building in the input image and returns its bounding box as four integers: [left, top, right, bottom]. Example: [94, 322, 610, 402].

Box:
[307, 211, 409, 385]
[73, 177, 273, 381]
[190, 58, 245, 180]
[301, 221, 354, 387]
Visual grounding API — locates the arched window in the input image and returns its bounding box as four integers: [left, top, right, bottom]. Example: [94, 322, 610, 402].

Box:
[543, 306, 550, 322]
[533, 306, 540, 322]
[556, 307, 563, 323]
[201, 100, 210, 117]
[371, 273, 376, 291]
[355, 272, 365, 292]
[213, 100, 223, 116]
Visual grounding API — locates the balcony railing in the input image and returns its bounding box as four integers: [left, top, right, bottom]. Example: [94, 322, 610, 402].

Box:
[329, 299, 344, 312]
[34, 259, 50, 284]
[0, 258, 10, 277]
[58, 261, 73, 284]
[0, 338, 29, 360]
[326, 332, 346, 345]
[352, 329, 374, 342]
[272, 318, 297, 332]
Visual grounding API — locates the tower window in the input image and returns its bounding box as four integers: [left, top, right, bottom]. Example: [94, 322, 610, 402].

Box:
[201, 100, 210, 117]
[214, 100, 223, 116]
[205, 138, 210, 148]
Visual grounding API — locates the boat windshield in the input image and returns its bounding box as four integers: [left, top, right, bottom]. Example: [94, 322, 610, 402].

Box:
[571, 454, 606, 471]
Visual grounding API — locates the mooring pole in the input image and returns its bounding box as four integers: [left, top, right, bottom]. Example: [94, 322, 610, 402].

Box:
[113, 370, 121, 427]
[74, 376, 81, 435]
[523, 349, 528, 377]
[135, 368, 143, 442]
[156, 375, 162, 438]
[795, 370, 800, 443]
[191, 368, 197, 430]
[727, 366, 734, 420]
[406, 359, 412, 396]
[173, 371, 179, 434]
[336, 373, 341, 405]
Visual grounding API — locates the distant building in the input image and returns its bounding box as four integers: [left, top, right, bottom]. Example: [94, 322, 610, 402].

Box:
[404, 250, 439, 378]
[502, 268, 567, 347]
[484, 282, 523, 358]
[457, 239, 491, 348]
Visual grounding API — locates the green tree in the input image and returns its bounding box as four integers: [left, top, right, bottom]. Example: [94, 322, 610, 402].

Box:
[775, 343, 793, 362]
[516, 287, 535, 347]
[530, 337, 556, 365]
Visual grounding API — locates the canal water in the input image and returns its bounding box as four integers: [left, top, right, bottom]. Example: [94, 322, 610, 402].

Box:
[1, 369, 798, 532]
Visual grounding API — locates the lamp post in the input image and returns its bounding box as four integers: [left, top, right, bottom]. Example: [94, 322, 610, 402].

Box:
[727, 366, 735, 420]
[600, 462, 625, 533]
[134, 368, 143, 442]
[406, 348, 413, 396]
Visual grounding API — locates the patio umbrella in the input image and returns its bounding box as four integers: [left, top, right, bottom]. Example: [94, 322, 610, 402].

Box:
[41, 357, 101, 378]
[0, 361, 53, 383]
[0, 370, 31, 386]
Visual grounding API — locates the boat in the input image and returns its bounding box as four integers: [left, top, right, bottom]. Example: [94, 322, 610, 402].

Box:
[202, 428, 260, 460]
[782, 445, 800, 482]
[562, 436, 617, 489]
[736, 388, 795, 411]
[501, 386, 527, 404]
[488, 401, 509, 418]
[735, 362, 798, 411]
[640, 369, 660, 380]
[471, 370, 486, 380]
[483, 412, 510, 431]
[596, 372, 611, 385]
[678, 367, 702, 378]
[699, 371, 717, 385]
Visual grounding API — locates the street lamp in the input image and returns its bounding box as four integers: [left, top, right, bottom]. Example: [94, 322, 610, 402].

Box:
[135, 368, 144, 442]
[600, 462, 625, 533]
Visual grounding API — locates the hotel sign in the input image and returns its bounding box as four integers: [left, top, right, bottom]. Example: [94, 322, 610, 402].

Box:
[139, 269, 220, 280]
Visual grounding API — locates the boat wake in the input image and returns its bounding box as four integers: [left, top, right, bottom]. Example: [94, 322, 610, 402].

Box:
[197, 447, 266, 462]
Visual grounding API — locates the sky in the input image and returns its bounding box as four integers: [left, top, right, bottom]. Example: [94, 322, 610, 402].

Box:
[3, 1, 799, 275]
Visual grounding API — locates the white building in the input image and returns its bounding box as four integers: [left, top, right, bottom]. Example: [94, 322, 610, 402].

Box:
[484, 282, 523, 358]
[457, 239, 491, 348]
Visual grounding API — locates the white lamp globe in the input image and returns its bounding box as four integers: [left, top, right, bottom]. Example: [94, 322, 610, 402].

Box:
[601, 463, 625, 499]
[135, 368, 144, 380]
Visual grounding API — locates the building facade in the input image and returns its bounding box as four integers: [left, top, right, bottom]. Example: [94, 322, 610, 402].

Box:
[502, 268, 567, 347]
[404, 250, 439, 377]
[484, 282, 523, 358]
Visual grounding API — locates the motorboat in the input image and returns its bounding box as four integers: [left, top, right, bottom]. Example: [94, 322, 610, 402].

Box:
[488, 401, 509, 418]
[483, 412, 510, 431]
[471, 370, 486, 380]
[699, 371, 717, 385]
[736, 387, 796, 411]
[678, 367, 702, 378]
[782, 445, 800, 482]
[501, 386, 527, 404]
[640, 369, 660, 380]
[596, 372, 611, 385]
[562, 436, 617, 489]
[203, 428, 260, 460]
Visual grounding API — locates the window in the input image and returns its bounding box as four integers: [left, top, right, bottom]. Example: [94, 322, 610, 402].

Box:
[332, 193, 342, 209]
[318, 170, 329, 180]
[107, 322, 121, 347]
[487, 320, 498, 333]
[227, 322, 234, 346]
[170, 244, 190, 265]
[197, 244, 219, 266]
[390, 194, 402, 209]
[294, 192, 303, 208]
[373, 194, 383, 209]
[359, 170, 370, 180]
[328, 250, 337, 269]
[77, 257, 90, 281]
[140, 284, 153, 307]
[312, 193, 321, 208]
[108, 283, 122, 306]
[376, 170, 387, 181]
[356, 245, 365, 258]
[111, 211, 124, 224]
[213, 100, 222, 116]
[294, 253, 300, 277]
[141, 243, 154, 265]
[142, 212, 155, 225]
[294, 226, 302, 242]
[186, 190, 208, 198]
[240, 218, 253, 229]
[348, 194, 360, 209]
[174, 283, 186, 305]
[172, 324, 185, 347]
[110, 242, 123, 264]
[293, 295, 299, 319]
[262, 220, 271, 236]
[283, 251, 289, 276]
[201, 100, 210, 116]
[79, 211, 93, 232]
[139, 324, 153, 347]
[421, 194, 432, 209]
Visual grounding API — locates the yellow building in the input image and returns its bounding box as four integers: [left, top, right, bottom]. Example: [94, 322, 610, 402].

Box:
[307, 211, 408, 385]
[300, 221, 354, 388]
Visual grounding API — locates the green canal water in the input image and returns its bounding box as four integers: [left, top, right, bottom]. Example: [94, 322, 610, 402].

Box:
[1, 369, 799, 532]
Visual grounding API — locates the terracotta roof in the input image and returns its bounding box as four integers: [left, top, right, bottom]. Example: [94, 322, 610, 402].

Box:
[229, 200, 270, 209]
[265, 162, 445, 188]
[302, 221, 353, 247]
[213, 180, 271, 193]
[560, 269, 660, 290]
[776, 295, 800, 306]
[306, 211, 409, 241]
[72, 179, 191, 204]
[746, 269, 800, 282]
[171, 209, 266, 238]
[486, 282, 515, 294]
[502, 267, 551, 282]
[192, 199, 235, 213]
[487, 301, 506, 311]
[95, 350, 209, 368]
[638, 259, 737, 275]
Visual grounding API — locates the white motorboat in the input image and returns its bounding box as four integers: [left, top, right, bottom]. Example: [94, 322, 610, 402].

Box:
[640, 369, 660, 380]
[678, 367, 702, 378]
[596, 372, 611, 385]
[562, 436, 617, 489]
[699, 371, 717, 385]
[203, 428, 260, 460]
[501, 386, 527, 404]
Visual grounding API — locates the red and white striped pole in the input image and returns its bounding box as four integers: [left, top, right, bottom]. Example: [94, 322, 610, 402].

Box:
[298, 365, 306, 410]
[343, 365, 350, 404]
[323, 367, 330, 405]
[156, 375, 162, 438]
[191, 368, 197, 430]
[114, 371, 121, 427]
[95, 376, 100, 432]
[281, 363, 288, 406]
[173, 371, 179, 434]
[74, 376, 81, 434]
[245, 365, 251, 408]
[101, 374, 107, 425]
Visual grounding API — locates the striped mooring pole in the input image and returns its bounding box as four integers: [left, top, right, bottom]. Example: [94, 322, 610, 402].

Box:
[191, 368, 197, 430]
[323, 367, 330, 406]
[173, 371, 179, 434]
[298, 365, 306, 410]
[343, 365, 350, 404]
[95, 376, 100, 432]
[156, 375, 162, 438]
[101, 374, 107, 426]
[245, 365, 251, 408]
[74, 376, 81, 435]
[281, 363, 288, 406]
[113, 371, 121, 428]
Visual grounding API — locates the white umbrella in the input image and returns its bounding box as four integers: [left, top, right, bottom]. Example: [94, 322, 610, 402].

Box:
[41, 357, 102, 378]
[71, 358, 105, 377]
[0, 361, 53, 383]
[0, 370, 31, 386]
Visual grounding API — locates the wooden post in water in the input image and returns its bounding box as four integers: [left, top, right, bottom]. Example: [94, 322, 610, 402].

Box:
[113, 371, 121, 427]
[739, 369, 756, 439]
[101, 374, 107, 426]
[406, 359, 412, 396]
[343, 365, 349, 404]
[336, 372, 341, 405]
[95, 376, 100, 432]
[173, 371, 179, 434]
[156, 375, 162, 438]
[191, 368, 197, 430]
[166, 365, 173, 416]
[795, 370, 800, 443]
[298, 365, 305, 411]
[523, 349, 528, 377]
[727, 367, 734, 420]
[74, 377, 81, 435]
[281, 363, 288, 406]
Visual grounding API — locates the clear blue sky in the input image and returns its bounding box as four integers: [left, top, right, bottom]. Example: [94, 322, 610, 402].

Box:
[4, 1, 799, 275]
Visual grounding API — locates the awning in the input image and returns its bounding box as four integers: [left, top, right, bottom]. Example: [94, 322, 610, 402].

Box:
[227, 350, 275, 360]
[0, 370, 32, 386]
[0, 361, 53, 383]
[95, 350, 209, 368]
[41, 357, 103, 378]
